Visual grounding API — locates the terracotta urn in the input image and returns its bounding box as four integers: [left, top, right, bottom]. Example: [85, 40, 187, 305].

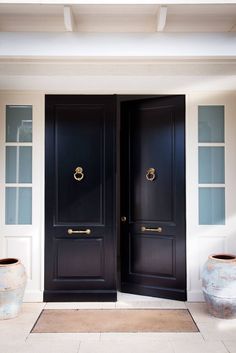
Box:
[0, 258, 27, 320]
[202, 254, 236, 319]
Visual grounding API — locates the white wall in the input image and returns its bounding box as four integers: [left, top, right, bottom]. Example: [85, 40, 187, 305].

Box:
[186, 92, 236, 300]
[0, 93, 44, 301]
[0, 68, 236, 302]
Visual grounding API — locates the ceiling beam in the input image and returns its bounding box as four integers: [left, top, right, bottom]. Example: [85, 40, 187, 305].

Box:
[156, 6, 168, 32]
[0, 1, 235, 4]
[0, 33, 236, 60]
[63, 5, 75, 32]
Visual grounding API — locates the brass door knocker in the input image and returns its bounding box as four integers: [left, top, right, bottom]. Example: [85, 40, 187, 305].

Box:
[146, 168, 156, 181]
[74, 167, 84, 181]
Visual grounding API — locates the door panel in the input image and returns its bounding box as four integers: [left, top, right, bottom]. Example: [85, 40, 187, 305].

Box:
[130, 105, 174, 222]
[56, 239, 104, 278]
[131, 235, 174, 277]
[55, 105, 104, 224]
[120, 95, 186, 301]
[45, 95, 116, 302]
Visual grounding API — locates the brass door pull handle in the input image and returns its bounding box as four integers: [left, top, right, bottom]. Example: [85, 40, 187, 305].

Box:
[141, 226, 162, 233]
[68, 228, 91, 235]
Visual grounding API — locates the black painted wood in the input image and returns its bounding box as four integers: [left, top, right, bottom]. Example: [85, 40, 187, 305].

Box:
[45, 94, 186, 302]
[120, 95, 186, 301]
[44, 95, 117, 302]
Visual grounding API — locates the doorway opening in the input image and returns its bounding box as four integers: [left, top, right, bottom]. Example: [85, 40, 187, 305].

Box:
[44, 94, 186, 302]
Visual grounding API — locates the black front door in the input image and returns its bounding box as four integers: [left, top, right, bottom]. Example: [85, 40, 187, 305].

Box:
[44, 95, 117, 301]
[120, 95, 186, 300]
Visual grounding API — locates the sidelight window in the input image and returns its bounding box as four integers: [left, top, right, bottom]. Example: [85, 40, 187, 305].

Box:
[5, 105, 32, 224]
[198, 105, 225, 225]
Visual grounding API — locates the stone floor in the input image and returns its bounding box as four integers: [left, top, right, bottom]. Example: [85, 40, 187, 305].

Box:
[1, 292, 236, 353]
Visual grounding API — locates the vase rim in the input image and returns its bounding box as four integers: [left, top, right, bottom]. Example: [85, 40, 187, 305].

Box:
[209, 253, 236, 262]
[0, 258, 20, 266]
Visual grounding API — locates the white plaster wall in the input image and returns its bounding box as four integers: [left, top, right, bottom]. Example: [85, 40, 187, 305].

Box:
[0, 93, 44, 302]
[0, 69, 236, 302]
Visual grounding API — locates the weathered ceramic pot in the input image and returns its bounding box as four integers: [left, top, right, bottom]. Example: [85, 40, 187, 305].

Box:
[0, 258, 27, 320]
[202, 254, 236, 319]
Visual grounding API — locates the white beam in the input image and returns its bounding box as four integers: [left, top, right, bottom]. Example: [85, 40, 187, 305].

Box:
[0, 33, 236, 59]
[156, 6, 168, 32]
[63, 5, 75, 32]
[0, 1, 236, 4]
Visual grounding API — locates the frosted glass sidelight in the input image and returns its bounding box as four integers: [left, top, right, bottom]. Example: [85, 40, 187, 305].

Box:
[199, 147, 225, 184]
[5, 187, 32, 224]
[6, 105, 32, 142]
[6, 146, 32, 183]
[198, 106, 224, 143]
[199, 187, 225, 225]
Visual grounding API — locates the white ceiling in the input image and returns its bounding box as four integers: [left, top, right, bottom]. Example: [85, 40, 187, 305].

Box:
[0, 4, 236, 32]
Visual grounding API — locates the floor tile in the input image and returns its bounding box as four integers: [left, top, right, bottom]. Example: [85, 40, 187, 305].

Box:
[197, 321, 236, 340]
[45, 302, 79, 309]
[100, 332, 203, 342]
[0, 303, 44, 339]
[28, 332, 100, 341]
[1, 300, 235, 353]
[117, 292, 166, 302]
[100, 302, 116, 309]
[171, 340, 229, 353]
[185, 302, 218, 323]
[222, 340, 236, 353]
[79, 340, 174, 353]
[0, 340, 80, 353]
[116, 300, 186, 309]
[76, 302, 106, 309]
[116, 292, 187, 309]
[0, 332, 28, 345]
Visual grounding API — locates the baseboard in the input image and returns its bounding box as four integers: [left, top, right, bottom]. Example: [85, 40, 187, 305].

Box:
[187, 290, 204, 302]
[23, 290, 43, 302]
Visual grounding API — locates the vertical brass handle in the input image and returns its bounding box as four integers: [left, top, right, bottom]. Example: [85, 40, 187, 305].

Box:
[74, 167, 84, 181]
[146, 168, 156, 181]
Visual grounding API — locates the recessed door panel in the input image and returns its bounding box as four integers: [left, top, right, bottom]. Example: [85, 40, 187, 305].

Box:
[56, 239, 104, 279]
[130, 234, 174, 277]
[55, 105, 104, 225]
[130, 105, 174, 222]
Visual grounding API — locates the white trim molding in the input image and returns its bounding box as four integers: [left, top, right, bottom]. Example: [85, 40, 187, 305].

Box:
[0, 33, 236, 60]
[0, 1, 236, 4]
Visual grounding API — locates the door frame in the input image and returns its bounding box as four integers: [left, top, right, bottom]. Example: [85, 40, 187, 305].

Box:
[43, 94, 186, 301]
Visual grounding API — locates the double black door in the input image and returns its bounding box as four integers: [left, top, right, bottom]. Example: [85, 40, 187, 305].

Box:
[45, 95, 186, 302]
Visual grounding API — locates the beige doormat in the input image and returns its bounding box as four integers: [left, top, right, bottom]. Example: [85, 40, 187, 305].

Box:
[32, 309, 198, 333]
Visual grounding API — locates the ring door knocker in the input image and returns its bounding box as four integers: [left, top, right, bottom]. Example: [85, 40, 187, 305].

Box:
[74, 167, 84, 182]
[146, 167, 156, 182]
